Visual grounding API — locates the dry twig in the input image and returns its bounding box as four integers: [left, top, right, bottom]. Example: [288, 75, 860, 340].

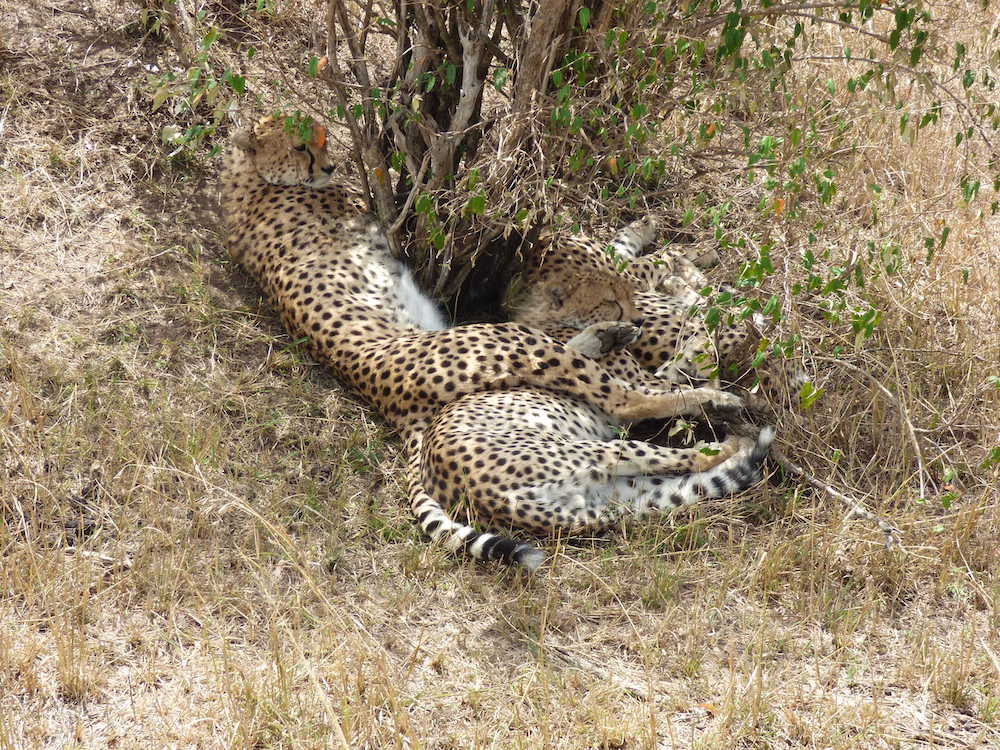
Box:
[770, 444, 902, 548]
[815, 355, 931, 503]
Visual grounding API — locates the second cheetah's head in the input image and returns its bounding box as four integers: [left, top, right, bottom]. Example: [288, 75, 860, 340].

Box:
[513, 270, 641, 331]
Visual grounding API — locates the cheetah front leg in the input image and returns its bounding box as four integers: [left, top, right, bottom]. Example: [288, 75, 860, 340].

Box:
[610, 384, 742, 422]
[521, 325, 742, 420]
[565, 321, 642, 358]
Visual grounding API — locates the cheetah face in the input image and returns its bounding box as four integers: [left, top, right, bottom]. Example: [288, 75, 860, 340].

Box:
[232, 116, 335, 187]
[522, 271, 640, 330]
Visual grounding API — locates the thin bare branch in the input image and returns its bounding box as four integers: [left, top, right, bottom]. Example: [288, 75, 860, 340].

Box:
[323, 1, 374, 210]
[815, 355, 931, 504]
[771, 445, 902, 548]
[388, 152, 432, 241]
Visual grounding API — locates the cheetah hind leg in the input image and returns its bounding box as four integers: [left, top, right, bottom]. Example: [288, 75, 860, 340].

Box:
[505, 427, 774, 536]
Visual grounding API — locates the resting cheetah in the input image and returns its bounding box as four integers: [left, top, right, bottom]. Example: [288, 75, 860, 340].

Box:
[221, 115, 770, 568]
[512, 219, 763, 386]
[421, 388, 773, 547]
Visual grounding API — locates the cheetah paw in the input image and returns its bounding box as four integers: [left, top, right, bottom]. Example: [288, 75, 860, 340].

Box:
[681, 387, 742, 411]
[567, 322, 642, 358]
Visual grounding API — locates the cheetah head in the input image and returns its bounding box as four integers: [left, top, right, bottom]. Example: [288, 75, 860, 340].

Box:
[232, 115, 335, 187]
[516, 270, 641, 330]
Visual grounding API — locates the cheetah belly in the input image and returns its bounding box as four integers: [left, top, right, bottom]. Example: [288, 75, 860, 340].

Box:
[396, 266, 447, 330]
[345, 237, 446, 331]
[429, 389, 617, 440]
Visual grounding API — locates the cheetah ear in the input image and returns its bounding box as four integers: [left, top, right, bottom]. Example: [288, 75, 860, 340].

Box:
[311, 125, 327, 150]
[232, 125, 257, 153]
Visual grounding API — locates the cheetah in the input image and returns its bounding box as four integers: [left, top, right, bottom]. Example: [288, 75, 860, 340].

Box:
[512, 219, 777, 389]
[221, 115, 771, 568]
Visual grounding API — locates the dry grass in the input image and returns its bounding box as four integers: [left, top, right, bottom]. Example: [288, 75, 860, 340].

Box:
[1, 1, 999, 748]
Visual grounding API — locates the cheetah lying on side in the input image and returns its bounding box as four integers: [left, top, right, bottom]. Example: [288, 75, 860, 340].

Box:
[511, 219, 802, 396]
[221, 115, 772, 569]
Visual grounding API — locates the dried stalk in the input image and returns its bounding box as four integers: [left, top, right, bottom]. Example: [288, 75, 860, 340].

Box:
[770, 445, 902, 548]
[815, 355, 930, 503]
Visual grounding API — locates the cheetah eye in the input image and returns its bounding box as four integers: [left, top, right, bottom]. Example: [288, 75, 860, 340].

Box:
[294, 144, 307, 152]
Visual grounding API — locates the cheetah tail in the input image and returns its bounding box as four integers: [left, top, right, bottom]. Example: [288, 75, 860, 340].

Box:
[403, 431, 545, 572]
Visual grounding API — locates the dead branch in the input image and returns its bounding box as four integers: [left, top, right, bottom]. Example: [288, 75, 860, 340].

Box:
[388, 152, 431, 240]
[324, 0, 398, 248]
[503, 0, 575, 154]
[815, 355, 931, 503]
[159, 0, 195, 67]
[323, 2, 374, 209]
[770, 445, 902, 548]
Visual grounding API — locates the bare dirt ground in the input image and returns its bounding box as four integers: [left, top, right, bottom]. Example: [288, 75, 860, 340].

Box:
[1, 2, 998, 748]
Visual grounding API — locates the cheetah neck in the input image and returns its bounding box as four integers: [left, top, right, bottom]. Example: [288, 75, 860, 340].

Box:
[221, 149, 447, 366]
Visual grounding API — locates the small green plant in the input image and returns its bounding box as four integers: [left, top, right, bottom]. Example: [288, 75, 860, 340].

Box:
[147, 10, 248, 155]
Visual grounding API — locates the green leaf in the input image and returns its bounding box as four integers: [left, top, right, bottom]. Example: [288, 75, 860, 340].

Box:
[980, 445, 1000, 470]
[578, 7, 591, 31]
[308, 56, 320, 77]
[953, 42, 967, 71]
[201, 27, 220, 50]
[939, 225, 951, 249]
[704, 306, 721, 331]
[465, 194, 486, 215]
[492, 67, 509, 90]
[225, 71, 246, 93]
[151, 84, 171, 111]
[799, 381, 823, 410]
[960, 176, 981, 203]
[762, 294, 782, 322]
[414, 195, 432, 215]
